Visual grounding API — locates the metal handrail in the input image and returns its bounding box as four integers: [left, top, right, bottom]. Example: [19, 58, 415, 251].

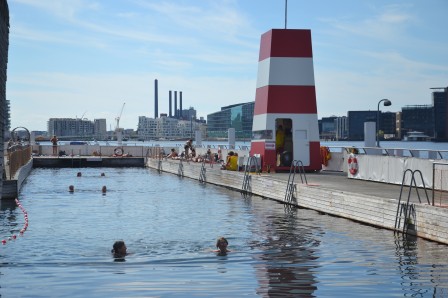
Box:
[395, 169, 430, 233]
[284, 160, 307, 204]
[199, 159, 207, 183]
[241, 156, 260, 194]
[177, 158, 184, 177]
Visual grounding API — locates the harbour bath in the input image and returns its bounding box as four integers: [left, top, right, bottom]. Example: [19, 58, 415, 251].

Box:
[1, 167, 448, 297]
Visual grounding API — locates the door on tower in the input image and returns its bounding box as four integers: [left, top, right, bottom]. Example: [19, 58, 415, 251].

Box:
[275, 118, 294, 167]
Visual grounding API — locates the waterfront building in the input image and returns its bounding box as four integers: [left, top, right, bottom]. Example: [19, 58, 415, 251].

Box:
[347, 111, 377, 141]
[48, 118, 95, 138]
[319, 116, 337, 140]
[401, 105, 434, 139]
[178, 107, 197, 121]
[432, 87, 448, 141]
[381, 111, 396, 139]
[0, 0, 8, 197]
[93, 119, 107, 140]
[395, 112, 402, 140]
[4, 99, 9, 133]
[137, 114, 205, 140]
[207, 101, 254, 140]
[346, 110, 395, 141]
[335, 116, 348, 140]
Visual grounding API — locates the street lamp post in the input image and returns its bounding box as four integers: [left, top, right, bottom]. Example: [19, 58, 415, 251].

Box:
[190, 115, 193, 138]
[376, 99, 392, 147]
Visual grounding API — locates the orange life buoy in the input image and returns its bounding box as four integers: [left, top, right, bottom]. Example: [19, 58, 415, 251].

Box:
[320, 146, 331, 166]
[347, 153, 358, 175]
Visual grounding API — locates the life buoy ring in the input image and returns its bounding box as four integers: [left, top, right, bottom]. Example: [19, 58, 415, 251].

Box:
[347, 153, 358, 175]
[114, 147, 123, 156]
[320, 146, 331, 166]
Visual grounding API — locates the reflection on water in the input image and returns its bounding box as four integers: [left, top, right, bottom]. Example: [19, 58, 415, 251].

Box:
[0, 168, 447, 297]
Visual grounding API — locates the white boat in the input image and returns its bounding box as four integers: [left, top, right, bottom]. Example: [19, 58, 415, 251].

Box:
[403, 131, 430, 141]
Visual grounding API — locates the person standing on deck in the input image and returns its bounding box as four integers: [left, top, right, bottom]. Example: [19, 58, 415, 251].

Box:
[50, 135, 58, 156]
[276, 125, 285, 166]
[184, 139, 193, 158]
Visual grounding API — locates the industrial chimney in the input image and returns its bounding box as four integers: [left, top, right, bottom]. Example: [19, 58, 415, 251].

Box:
[154, 79, 158, 118]
[179, 91, 183, 119]
[169, 91, 172, 117]
[174, 91, 178, 119]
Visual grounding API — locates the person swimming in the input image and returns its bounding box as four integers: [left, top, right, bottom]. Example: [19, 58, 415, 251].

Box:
[111, 240, 127, 259]
[214, 237, 230, 255]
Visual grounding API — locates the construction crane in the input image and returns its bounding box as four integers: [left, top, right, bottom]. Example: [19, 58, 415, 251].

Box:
[115, 102, 126, 131]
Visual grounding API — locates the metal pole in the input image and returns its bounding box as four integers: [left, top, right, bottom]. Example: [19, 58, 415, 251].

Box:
[285, 0, 288, 29]
[377, 101, 380, 147]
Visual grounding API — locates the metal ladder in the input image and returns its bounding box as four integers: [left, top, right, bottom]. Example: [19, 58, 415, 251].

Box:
[177, 158, 184, 177]
[199, 159, 207, 183]
[284, 160, 307, 204]
[157, 158, 163, 173]
[394, 169, 430, 234]
[241, 156, 260, 195]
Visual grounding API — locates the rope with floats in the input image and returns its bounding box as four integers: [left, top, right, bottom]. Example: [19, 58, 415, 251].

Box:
[1, 198, 28, 245]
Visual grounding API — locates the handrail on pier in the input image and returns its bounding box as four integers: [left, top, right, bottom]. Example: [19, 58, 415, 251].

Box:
[241, 156, 260, 195]
[394, 169, 430, 234]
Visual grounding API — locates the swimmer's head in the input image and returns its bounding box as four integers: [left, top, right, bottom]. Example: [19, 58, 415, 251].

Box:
[216, 237, 228, 252]
[102, 186, 107, 193]
[111, 240, 127, 258]
[69, 185, 74, 192]
[101, 173, 105, 177]
[77, 172, 82, 177]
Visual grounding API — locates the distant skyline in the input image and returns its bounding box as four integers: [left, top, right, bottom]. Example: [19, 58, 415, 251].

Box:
[7, 0, 448, 131]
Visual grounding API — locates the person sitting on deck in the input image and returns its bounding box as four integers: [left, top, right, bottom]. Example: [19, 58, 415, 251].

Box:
[225, 151, 238, 171]
[166, 148, 179, 159]
[111, 240, 127, 259]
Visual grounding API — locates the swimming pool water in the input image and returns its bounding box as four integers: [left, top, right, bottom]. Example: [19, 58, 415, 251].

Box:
[1, 167, 448, 297]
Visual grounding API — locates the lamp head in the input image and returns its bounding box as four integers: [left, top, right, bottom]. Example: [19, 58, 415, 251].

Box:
[383, 99, 392, 106]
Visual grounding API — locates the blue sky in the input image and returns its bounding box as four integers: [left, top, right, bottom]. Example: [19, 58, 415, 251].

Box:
[7, 0, 448, 131]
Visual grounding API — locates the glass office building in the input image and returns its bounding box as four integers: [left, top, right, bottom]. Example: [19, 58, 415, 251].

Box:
[401, 105, 434, 138]
[207, 102, 254, 139]
[433, 88, 448, 141]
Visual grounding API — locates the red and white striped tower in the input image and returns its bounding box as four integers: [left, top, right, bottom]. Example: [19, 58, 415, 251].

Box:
[250, 29, 321, 172]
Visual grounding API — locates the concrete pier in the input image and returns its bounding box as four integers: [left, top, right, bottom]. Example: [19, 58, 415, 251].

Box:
[147, 158, 448, 245]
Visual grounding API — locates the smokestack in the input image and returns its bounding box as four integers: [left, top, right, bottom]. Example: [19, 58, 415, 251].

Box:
[154, 79, 158, 118]
[174, 91, 178, 119]
[179, 91, 183, 119]
[169, 91, 172, 117]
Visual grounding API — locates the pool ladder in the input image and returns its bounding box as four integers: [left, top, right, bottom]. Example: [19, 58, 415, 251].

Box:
[177, 158, 184, 177]
[157, 157, 163, 173]
[394, 169, 430, 234]
[198, 156, 214, 183]
[199, 160, 207, 183]
[241, 156, 260, 195]
[284, 160, 307, 205]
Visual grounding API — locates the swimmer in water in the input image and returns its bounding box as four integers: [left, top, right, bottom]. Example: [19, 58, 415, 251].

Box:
[111, 240, 127, 259]
[77, 172, 82, 177]
[102, 186, 107, 193]
[213, 237, 230, 255]
[68, 185, 74, 192]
